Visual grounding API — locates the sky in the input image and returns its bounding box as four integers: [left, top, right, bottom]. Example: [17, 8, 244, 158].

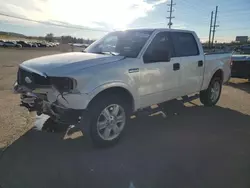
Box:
[0, 0, 249, 42]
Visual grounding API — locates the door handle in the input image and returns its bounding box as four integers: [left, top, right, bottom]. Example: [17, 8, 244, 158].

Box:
[198, 60, 203, 67]
[173, 63, 180, 71]
[128, 68, 139, 73]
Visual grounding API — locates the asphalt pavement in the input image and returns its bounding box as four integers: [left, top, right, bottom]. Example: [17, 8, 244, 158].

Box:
[0, 87, 250, 188]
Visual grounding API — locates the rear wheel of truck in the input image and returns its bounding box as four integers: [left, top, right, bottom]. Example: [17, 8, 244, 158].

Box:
[88, 95, 130, 147]
[200, 77, 222, 106]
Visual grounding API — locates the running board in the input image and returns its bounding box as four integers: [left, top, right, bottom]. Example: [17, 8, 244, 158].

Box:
[133, 94, 199, 118]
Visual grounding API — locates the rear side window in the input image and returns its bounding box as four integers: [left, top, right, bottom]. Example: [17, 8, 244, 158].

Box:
[171, 32, 199, 57]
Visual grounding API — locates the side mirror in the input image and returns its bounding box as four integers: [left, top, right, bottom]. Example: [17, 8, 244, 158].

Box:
[143, 49, 170, 63]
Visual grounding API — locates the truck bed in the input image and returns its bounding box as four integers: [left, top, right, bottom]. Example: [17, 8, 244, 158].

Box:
[201, 52, 231, 90]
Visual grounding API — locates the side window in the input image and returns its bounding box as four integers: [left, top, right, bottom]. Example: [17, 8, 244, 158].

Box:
[171, 32, 199, 57]
[143, 32, 173, 64]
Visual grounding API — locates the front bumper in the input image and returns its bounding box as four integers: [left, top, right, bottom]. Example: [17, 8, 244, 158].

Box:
[13, 82, 89, 125]
[43, 101, 88, 125]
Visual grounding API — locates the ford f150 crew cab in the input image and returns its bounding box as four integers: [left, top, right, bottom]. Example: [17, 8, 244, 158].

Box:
[14, 29, 231, 147]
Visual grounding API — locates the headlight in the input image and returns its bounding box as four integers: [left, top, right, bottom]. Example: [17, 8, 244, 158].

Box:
[50, 77, 77, 92]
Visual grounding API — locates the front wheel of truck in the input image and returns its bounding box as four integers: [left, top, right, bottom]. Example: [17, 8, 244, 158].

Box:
[88, 95, 130, 147]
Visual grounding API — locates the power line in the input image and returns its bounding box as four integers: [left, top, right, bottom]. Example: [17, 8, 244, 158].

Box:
[0, 12, 110, 32]
[177, 0, 207, 12]
[167, 0, 175, 29]
[220, 9, 250, 14]
[219, 11, 250, 17]
[217, 27, 250, 31]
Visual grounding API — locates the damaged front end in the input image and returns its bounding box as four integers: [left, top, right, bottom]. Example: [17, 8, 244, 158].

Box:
[13, 67, 88, 126]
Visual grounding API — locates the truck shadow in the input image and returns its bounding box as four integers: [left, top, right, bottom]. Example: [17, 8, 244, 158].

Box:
[1, 100, 250, 188]
[228, 80, 250, 94]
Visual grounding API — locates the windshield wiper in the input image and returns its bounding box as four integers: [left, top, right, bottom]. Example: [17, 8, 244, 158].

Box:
[98, 51, 118, 56]
[84, 51, 120, 56]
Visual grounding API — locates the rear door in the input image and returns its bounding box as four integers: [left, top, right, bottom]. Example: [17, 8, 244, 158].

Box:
[171, 32, 204, 95]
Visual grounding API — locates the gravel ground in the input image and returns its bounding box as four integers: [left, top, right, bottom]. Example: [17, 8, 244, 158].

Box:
[0, 49, 250, 188]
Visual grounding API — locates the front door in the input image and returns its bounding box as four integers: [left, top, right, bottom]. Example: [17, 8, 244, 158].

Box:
[139, 31, 181, 108]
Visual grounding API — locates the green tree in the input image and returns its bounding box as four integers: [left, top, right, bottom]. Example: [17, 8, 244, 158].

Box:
[45, 33, 54, 42]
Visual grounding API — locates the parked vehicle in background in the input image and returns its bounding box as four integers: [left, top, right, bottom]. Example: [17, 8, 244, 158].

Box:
[42, 43, 50, 47]
[3, 41, 22, 48]
[36, 42, 48, 47]
[48, 42, 55, 47]
[35, 42, 45, 47]
[30, 42, 38, 47]
[46, 42, 56, 47]
[0, 40, 4, 46]
[231, 46, 250, 80]
[14, 28, 231, 147]
[16, 41, 32, 47]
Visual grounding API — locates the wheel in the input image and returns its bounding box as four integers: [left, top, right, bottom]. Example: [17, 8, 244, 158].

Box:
[200, 77, 222, 106]
[88, 95, 130, 147]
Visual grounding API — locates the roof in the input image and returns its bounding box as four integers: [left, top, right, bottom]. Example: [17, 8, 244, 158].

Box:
[121, 28, 194, 33]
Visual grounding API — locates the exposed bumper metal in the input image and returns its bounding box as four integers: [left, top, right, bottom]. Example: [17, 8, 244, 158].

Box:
[43, 101, 88, 125]
[13, 82, 90, 127]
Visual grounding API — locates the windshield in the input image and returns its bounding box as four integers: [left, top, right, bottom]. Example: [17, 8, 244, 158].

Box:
[240, 48, 250, 55]
[234, 46, 250, 55]
[85, 30, 153, 58]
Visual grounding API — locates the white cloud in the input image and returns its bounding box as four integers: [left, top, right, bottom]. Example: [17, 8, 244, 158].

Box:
[0, 0, 168, 30]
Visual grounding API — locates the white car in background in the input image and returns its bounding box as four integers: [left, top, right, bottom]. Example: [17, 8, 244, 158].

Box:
[3, 41, 22, 48]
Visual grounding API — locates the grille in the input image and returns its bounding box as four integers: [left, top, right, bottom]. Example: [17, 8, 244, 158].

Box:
[17, 68, 50, 88]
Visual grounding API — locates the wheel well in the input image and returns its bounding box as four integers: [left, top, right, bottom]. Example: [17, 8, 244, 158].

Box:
[88, 87, 134, 111]
[213, 69, 223, 81]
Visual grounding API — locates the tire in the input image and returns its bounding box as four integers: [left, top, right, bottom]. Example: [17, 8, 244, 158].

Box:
[88, 94, 130, 147]
[200, 77, 222, 106]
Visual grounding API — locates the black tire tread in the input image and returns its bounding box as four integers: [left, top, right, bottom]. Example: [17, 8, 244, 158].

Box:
[200, 77, 222, 106]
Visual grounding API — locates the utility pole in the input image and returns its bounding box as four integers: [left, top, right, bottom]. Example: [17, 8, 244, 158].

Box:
[208, 11, 214, 49]
[211, 6, 219, 47]
[167, 0, 175, 29]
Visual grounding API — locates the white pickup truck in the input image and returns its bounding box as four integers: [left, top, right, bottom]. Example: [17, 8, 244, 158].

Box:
[14, 29, 231, 147]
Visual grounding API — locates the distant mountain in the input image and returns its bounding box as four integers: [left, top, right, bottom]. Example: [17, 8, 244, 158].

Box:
[0, 31, 26, 38]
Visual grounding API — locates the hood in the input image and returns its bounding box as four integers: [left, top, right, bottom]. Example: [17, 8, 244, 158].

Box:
[232, 54, 250, 61]
[20, 52, 125, 76]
